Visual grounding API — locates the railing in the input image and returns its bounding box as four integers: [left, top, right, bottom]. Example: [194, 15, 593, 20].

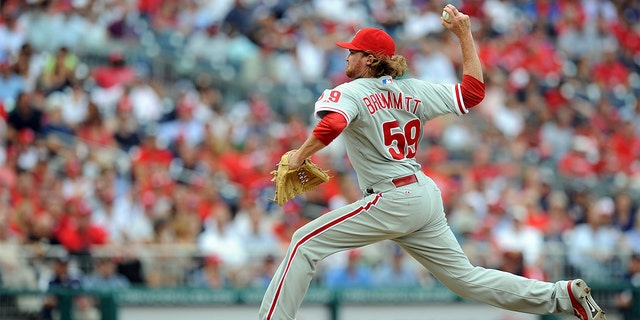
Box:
[0, 284, 637, 320]
[1, 244, 637, 320]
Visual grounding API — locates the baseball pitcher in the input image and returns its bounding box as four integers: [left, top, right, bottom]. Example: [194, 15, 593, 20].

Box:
[259, 4, 606, 320]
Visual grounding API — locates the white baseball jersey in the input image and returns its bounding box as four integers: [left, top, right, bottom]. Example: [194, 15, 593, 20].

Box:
[261, 75, 584, 320]
[314, 75, 468, 190]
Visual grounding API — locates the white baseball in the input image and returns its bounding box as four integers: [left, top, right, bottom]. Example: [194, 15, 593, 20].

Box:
[442, 10, 450, 22]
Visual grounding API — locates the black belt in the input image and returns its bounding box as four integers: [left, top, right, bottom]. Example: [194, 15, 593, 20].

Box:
[366, 174, 418, 194]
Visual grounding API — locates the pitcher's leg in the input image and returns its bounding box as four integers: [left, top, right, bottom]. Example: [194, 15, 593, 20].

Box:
[396, 220, 574, 315]
[259, 195, 389, 320]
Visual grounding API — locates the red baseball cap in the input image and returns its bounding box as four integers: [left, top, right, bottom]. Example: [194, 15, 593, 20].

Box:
[336, 28, 395, 58]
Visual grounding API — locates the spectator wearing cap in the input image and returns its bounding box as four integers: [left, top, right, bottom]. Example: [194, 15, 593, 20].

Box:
[41, 253, 83, 320]
[188, 255, 229, 288]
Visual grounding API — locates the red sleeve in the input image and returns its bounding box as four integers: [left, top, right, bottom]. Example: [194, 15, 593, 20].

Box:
[312, 112, 347, 145]
[460, 74, 485, 108]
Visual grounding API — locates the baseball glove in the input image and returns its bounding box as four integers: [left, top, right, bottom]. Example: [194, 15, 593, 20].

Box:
[270, 150, 330, 206]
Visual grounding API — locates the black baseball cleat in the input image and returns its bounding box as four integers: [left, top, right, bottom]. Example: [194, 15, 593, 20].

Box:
[568, 279, 607, 320]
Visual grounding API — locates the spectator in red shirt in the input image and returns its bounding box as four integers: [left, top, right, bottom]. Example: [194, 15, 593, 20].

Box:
[591, 46, 629, 91]
[608, 120, 640, 174]
[57, 200, 109, 255]
[557, 136, 598, 180]
[91, 52, 136, 89]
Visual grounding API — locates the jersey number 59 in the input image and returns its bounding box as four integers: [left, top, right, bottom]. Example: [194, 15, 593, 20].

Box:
[382, 119, 421, 160]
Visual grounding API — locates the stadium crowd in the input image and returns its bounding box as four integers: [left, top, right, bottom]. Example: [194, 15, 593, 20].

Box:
[0, 0, 639, 313]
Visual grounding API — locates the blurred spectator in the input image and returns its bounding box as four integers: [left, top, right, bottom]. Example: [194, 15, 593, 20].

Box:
[197, 204, 248, 269]
[250, 254, 278, 288]
[75, 101, 116, 148]
[613, 191, 639, 232]
[543, 190, 575, 242]
[184, 23, 229, 73]
[188, 255, 229, 289]
[0, 10, 26, 60]
[7, 91, 42, 137]
[371, 0, 408, 39]
[614, 254, 640, 320]
[127, 75, 164, 125]
[565, 196, 625, 280]
[76, 12, 110, 54]
[557, 135, 598, 184]
[39, 47, 78, 94]
[59, 81, 89, 129]
[403, 1, 445, 40]
[624, 213, 640, 255]
[411, 34, 458, 85]
[129, 125, 173, 180]
[56, 200, 109, 256]
[157, 98, 205, 147]
[556, 3, 612, 61]
[233, 201, 280, 260]
[108, 184, 155, 245]
[116, 252, 145, 286]
[493, 205, 546, 280]
[0, 212, 42, 315]
[83, 257, 130, 291]
[90, 51, 136, 111]
[222, 0, 256, 37]
[42, 254, 83, 320]
[11, 43, 41, 93]
[372, 245, 420, 287]
[323, 249, 373, 289]
[0, 60, 24, 104]
[609, 120, 640, 176]
[60, 157, 93, 202]
[112, 96, 142, 152]
[41, 92, 75, 145]
[539, 107, 575, 162]
[89, 168, 125, 243]
[591, 44, 630, 92]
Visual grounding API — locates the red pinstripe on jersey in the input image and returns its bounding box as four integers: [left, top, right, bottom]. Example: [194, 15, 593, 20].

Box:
[265, 193, 384, 319]
[453, 83, 468, 115]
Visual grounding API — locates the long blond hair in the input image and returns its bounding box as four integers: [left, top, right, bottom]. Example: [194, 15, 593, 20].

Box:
[369, 54, 408, 78]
